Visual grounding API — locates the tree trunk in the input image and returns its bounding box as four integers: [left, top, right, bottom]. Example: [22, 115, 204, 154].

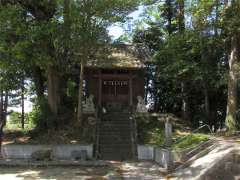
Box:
[33, 66, 45, 100]
[3, 91, 8, 126]
[0, 90, 8, 157]
[63, 0, 71, 35]
[77, 59, 85, 126]
[214, 0, 219, 36]
[203, 85, 211, 126]
[177, 0, 189, 121]
[47, 66, 60, 117]
[21, 77, 25, 129]
[225, 34, 240, 131]
[177, 0, 185, 32]
[165, 0, 173, 35]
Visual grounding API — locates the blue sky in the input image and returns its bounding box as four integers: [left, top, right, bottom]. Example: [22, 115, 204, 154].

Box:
[108, 6, 144, 40]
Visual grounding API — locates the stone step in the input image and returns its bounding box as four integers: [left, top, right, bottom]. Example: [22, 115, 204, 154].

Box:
[103, 112, 130, 115]
[101, 121, 130, 124]
[99, 140, 131, 144]
[100, 153, 133, 159]
[99, 130, 131, 134]
[99, 139, 132, 143]
[99, 135, 131, 139]
[100, 146, 132, 149]
[102, 113, 130, 116]
[101, 119, 130, 122]
[99, 127, 131, 131]
[99, 145, 131, 153]
[100, 123, 131, 126]
[100, 154, 133, 161]
[99, 132, 131, 136]
[99, 142, 132, 146]
[101, 116, 130, 120]
[102, 115, 130, 118]
[100, 125, 130, 127]
[97, 111, 134, 160]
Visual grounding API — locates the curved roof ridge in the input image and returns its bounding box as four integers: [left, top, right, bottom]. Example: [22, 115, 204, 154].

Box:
[86, 43, 152, 69]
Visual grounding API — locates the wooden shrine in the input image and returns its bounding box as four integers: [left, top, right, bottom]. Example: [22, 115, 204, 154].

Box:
[84, 44, 149, 112]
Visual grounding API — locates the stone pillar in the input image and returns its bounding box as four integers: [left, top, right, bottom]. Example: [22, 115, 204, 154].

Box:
[165, 119, 172, 146]
[164, 118, 173, 171]
[165, 149, 174, 171]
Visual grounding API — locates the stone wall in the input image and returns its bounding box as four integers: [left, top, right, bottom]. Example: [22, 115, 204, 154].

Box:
[137, 145, 193, 170]
[1, 144, 93, 159]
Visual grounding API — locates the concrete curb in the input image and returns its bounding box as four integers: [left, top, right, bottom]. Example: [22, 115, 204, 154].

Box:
[0, 159, 108, 167]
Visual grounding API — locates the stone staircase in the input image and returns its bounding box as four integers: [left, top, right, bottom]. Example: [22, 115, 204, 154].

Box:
[98, 112, 135, 160]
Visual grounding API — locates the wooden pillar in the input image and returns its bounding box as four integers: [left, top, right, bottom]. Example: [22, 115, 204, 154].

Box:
[129, 76, 133, 107]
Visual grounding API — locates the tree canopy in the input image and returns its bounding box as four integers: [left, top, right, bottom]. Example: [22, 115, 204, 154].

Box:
[0, 0, 240, 140]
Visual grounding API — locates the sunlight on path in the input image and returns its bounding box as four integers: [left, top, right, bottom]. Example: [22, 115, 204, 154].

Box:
[0, 166, 111, 180]
[0, 161, 164, 180]
[114, 161, 165, 180]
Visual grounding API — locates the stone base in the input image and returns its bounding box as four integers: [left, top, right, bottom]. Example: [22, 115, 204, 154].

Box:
[1, 144, 93, 160]
[0, 159, 108, 167]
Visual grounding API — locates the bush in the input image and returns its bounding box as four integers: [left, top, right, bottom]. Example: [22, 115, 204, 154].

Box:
[173, 133, 209, 149]
[8, 112, 21, 124]
[135, 113, 165, 145]
[28, 98, 55, 131]
[8, 112, 31, 128]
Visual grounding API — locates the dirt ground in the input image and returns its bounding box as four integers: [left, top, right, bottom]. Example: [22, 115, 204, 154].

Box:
[0, 166, 113, 180]
[0, 161, 165, 180]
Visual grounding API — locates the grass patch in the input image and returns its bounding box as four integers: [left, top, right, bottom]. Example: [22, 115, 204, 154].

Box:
[3, 125, 93, 145]
[135, 113, 210, 149]
[173, 133, 209, 149]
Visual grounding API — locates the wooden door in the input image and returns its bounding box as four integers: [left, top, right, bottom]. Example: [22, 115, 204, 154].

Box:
[102, 80, 129, 111]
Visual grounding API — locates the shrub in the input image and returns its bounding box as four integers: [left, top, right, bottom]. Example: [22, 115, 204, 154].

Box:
[8, 112, 21, 124]
[28, 98, 55, 131]
[173, 133, 209, 149]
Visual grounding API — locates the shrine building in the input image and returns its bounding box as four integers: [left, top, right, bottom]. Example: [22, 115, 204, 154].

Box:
[84, 44, 150, 160]
[84, 44, 149, 112]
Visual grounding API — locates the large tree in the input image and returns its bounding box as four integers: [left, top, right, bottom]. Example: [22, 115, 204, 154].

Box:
[224, 0, 240, 131]
[69, 0, 141, 126]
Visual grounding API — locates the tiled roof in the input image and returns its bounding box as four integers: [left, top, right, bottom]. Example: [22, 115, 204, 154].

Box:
[86, 44, 151, 69]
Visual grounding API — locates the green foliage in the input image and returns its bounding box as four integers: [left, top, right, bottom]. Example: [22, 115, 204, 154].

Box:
[28, 98, 55, 130]
[7, 112, 36, 129]
[135, 113, 209, 149]
[135, 114, 165, 145]
[155, 31, 200, 79]
[223, 2, 240, 36]
[132, 0, 229, 129]
[8, 112, 21, 124]
[0, 0, 142, 132]
[150, 127, 165, 145]
[173, 133, 209, 149]
[0, 0, 239, 135]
